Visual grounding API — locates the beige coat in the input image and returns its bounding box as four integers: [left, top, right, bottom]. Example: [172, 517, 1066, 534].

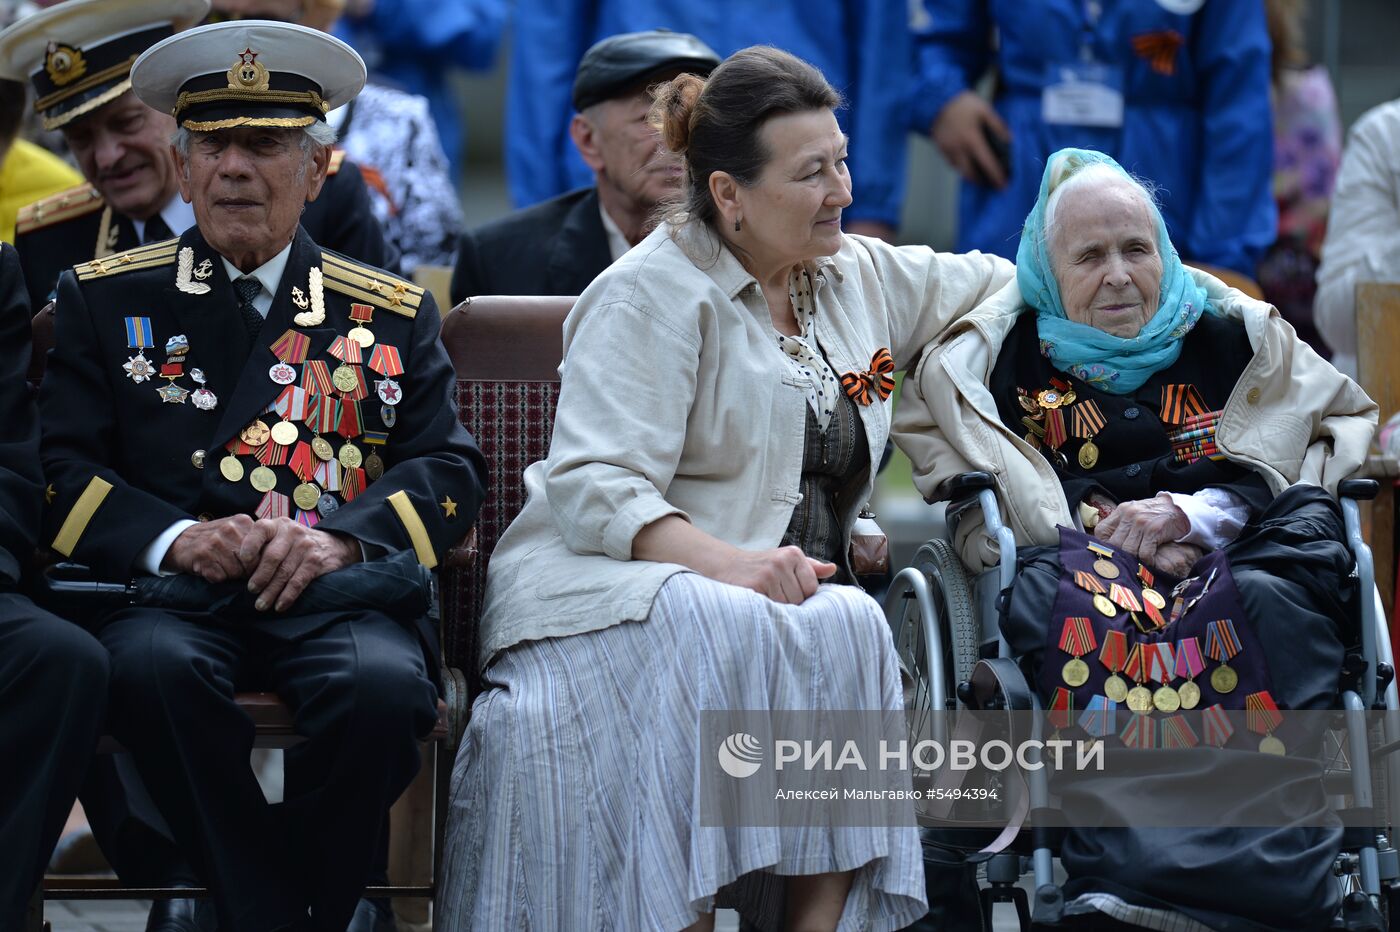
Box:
[892, 274, 1379, 572]
[476, 221, 1016, 668]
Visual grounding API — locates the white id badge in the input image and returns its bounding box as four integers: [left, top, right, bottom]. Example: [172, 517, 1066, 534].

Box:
[1041, 62, 1125, 128]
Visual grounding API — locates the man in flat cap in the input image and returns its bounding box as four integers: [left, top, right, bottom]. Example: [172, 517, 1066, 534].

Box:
[0, 0, 398, 317]
[38, 18, 485, 932]
[0, 244, 111, 931]
[450, 29, 718, 303]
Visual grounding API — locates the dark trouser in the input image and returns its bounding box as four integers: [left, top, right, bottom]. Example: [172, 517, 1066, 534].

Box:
[80, 754, 196, 885]
[0, 591, 108, 931]
[100, 608, 437, 932]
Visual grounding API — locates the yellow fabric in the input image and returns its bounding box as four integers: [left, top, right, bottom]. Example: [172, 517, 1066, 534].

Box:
[0, 141, 82, 242]
[387, 490, 437, 569]
[52, 476, 113, 558]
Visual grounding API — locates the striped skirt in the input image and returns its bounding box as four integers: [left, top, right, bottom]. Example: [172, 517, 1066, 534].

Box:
[436, 573, 926, 931]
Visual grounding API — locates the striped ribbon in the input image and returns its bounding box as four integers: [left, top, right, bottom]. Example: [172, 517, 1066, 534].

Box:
[289, 441, 315, 481]
[256, 490, 290, 520]
[1120, 713, 1156, 749]
[274, 386, 309, 420]
[335, 365, 369, 401]
[1071, 400, 1105, 438]
[1043, 407, 1068, 449]
[302, 359, 333, 396]
[1109, 583, 1142, 612]
[226, 437, 256, 455]
[1058, 617, 1097, 656]
[1143, 642, 1175, 684]
[1048, 687, 1075, 730]
[308, 394, 339, 434]
[329, 336, 363, 364]
[1161, 715, 1200, 749]
[295, 508, 319, 527]
[349, 302, 374, 323]
[313, 458, 341, 492]
[1202, 704, 1234, 747]
[1074, 570, 1106, 594]
[124, 317, 153, 349]
[1205, 619, 1241, 662]
[255, 441, 290, 467]
[1160, 384, 1208, 426]
[1087, 542, 1115, 559]
[1245, 691, 1283, 735]
[368, 343, 404, 377]
[337, 400, 363, 438]
[363, 430, 389, 446]
[1079, 695, 1118, 737]
[341, 466, 365, 502]
[269, 329, 311, 364]
[1099, 629, 1128, 673]
[1175, 637, 1205, 679]
[1143, 600, 1166, 628]
[1124, 643, 1144, 682]
[838, 347, 895, 406]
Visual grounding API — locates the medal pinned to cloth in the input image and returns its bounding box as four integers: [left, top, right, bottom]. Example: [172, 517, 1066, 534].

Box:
[1122, 644, 1154, 715]
[347, 303, 376, 348]
[1119, 711, 1156, 749]
[1160, 715, 1199, 749]
[1202, 703, 1235, 748]
[1174, 637, 1206, 709]
[1246, 690, 1286, 755]
[1079, 694, 1118, 738]
[1143, 642, 1178, 712]
[1206, 618, 1242, 694]
[1047, 687, 1075, 736]
[123, 316, 157, 383]
[1168, 410, 1227, 464]
[1070, 398, 1106, 468]
[1057, 616, 1097, 687]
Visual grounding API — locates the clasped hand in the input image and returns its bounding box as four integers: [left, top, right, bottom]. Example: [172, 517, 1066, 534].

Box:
[162, 515, 361, 612]
[1093, 493, 1202, 576]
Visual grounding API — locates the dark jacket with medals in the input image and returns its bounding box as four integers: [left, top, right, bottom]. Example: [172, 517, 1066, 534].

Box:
[38, 225, 484, 654]
[14, 151, 396, 313]
[449, 185, 612, 304]
[988, 311, 1274, 518]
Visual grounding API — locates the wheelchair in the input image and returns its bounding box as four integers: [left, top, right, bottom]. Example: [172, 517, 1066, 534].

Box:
[884, 471, 1400, 931]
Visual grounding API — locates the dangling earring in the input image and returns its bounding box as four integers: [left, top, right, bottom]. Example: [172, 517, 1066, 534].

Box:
[734, 217, 742, 232]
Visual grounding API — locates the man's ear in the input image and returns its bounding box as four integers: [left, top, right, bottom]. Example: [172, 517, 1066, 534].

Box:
[569, 111, 606, 173]
[172, 145, 193, 203]
[302, 143, 332, 203]
[708, 170, 742, 229]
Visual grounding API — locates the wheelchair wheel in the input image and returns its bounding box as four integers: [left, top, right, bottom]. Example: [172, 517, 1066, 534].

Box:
[886, 538, 980, 733]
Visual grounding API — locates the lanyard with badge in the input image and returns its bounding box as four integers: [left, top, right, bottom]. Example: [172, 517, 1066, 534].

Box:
[1041, 0, 1125, 130]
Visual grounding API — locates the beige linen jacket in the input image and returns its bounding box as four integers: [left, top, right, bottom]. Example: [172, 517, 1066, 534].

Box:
[476, 221, 1016, 669]
[892, 272, 1378, 572]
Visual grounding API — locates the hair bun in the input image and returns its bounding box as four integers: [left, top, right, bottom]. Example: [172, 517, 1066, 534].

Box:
[649, 72, 705, 154]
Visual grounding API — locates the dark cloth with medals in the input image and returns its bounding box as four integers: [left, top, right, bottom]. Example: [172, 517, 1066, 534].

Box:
[0, 243, 110, 926]
[39, 191, 484, 932]
[977, 287, 1354, 931]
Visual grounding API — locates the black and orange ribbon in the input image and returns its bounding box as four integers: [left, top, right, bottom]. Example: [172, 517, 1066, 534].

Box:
[1131, 29, 1184, 77]
[839, 347, 895, 406]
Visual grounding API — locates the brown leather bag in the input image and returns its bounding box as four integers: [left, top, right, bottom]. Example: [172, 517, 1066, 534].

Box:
[848, 508, 889, 576]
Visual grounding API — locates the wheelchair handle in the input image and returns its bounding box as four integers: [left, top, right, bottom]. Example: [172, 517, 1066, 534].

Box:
[1339, 478, 1380, 501]
[937, 471, 996, 502]
[40, 562, 137, 599]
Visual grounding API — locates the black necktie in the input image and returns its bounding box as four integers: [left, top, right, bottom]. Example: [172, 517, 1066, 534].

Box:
[143, 213, 173, 244]
[234, 277, 263, 339]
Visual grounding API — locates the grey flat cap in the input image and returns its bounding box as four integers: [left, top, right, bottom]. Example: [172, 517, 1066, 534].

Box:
[572, 29, 720, 111]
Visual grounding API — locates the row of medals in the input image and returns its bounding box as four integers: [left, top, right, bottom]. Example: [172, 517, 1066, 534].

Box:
[1061, 555, 1237, 715]
[218, 347, 390, 515]
[1020, 384, 1099, 470]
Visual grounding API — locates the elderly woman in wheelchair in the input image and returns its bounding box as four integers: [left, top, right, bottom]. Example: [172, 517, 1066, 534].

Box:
[893, 149, 1383, 931]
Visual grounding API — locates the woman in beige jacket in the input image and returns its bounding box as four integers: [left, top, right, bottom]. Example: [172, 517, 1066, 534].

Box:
[438, 48, 1017, 931]
[894, 149, 1377, 931]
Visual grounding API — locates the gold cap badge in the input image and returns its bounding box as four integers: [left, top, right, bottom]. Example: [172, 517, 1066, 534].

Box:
[44, 42, 87, 86]
[226, 47, 268, 92]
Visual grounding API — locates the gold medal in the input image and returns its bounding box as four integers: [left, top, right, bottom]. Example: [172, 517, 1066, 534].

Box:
[347, 325, 375, 348]
[1210, 663, 1238, 694]
[1078, 439, 1099, 469]
[1259, 735, 1286, 756]
[1127, 686, 1154, 714]
[1093, 558, 1119, 580]
[1177, 680, 1201, 710]
[240, 419, 271, 447]
[338, 442, 363, 469]
[364, 451, 384, 480]
[1104, 673, 1129, 703]
[1062, 657, 1089, 688]
[311, 435, 334, 461]
[293, 481, 322, 511]
[219, 455, 243, 482]
[332, 364, 359, 393]
[250, 465, 278, 493]
[1061, 390, 1077, 406]
[270, 420, 299, 446]
[1093, 594, 1117, 618]
[1152, 685, 1181, 713]
[1142, 587, 1166, 610]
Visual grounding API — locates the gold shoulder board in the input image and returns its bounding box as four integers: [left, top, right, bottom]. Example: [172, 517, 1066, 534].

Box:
[74, 239, 179, 281]
[319, 251, 423, 319]
[328, 148, 346, 175]
[16, 183, 104, 235]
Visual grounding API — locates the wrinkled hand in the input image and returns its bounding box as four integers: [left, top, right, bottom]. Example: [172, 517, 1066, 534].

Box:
[1152, 541, 1205, 577]
[713, 545, 837, 605]
[237, 518, 360, 613]
[163, 515, 257, 583]
[930, 90, 1011, 189]
[1094, 493, 1191, 570]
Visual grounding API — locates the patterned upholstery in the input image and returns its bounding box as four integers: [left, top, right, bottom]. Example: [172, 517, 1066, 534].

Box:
[438, 295, 574, 686]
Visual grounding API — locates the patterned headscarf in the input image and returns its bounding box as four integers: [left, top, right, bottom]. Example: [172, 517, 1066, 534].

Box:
[1016, 148, 1213, 394]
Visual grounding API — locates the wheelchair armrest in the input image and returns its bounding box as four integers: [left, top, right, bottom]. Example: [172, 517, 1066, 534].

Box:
[443, 526, 479, 570]
[1339, 479, 1380, 501]
[937, 471, 996, 502]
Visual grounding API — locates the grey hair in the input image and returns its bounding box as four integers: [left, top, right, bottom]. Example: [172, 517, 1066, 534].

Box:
[171, 120, 339, 159]
[1041, 162, 1162, 258]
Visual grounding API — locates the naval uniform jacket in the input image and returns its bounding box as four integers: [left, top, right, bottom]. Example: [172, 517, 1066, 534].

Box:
[14, 150, 396, 314]
[449, 186, 612, 304]
[38, 225, 485, 652]
[0, 244, 41, 587]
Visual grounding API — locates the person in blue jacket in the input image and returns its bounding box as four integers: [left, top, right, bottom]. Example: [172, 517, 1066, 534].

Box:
[507, 0, 910, 239]
[911, 0, 1275, 276]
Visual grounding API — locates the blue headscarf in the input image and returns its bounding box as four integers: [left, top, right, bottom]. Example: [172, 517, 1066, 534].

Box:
[1015, 148, 1213, 394]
